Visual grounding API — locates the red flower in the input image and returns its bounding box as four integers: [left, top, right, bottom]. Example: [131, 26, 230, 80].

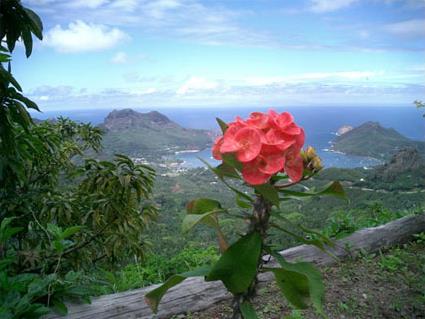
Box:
[220, 127, 263, 163]
[264, 129, 295, 151]
[246, 112, 270, 130]
[212, 109, 306, 185]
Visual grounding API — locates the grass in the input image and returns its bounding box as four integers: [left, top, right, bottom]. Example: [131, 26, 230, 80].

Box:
[91, 246, 219, 296]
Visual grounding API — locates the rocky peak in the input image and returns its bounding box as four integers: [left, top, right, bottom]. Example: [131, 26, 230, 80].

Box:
[103, 109, 174, 130]
[336, 125, 353, 136]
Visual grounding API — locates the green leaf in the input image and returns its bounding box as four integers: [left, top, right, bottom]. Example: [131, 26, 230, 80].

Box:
[186, 198, 222, 214]
[222, 153, 243, 171]
[145, 266, 211, 313]
[52, 299, 68, 316]
[216, 117, 228, 133]
[255, 183, 280, 207]
[53, 240, 65, 253]
[22, 28, 33, 58]
[272, 268, 310, 309]
[318, 181, 345, 198]
[215, 163, 240, 179]
[279, 181, 345, 199]
[47, 223, 62, 238]
[182, 210, 220, 233]
[270, 222, 325, 252]
[62, 226, 83, 239]
[271, 213, 334, 251]
[267, 252, 325, 315]
[0, 53, 10, 62]
[24, 8, 43, 40]
[1, 66, 22, 91]
[240, 301, 259, 319]
[206, 231, 262, 294]
[0, 218, 23, 243]
[236, 194, 252, 209]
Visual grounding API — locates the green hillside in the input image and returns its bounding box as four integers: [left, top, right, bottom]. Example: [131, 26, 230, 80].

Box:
[99, 109, 213, 159]
[332, 122, 425, 160]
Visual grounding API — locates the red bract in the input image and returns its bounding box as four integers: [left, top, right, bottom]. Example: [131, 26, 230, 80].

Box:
[284, 147, 304, 182]
[212, 137, 224, 160]
[220, 127, 263, 163]
[213, 110, 305, 185]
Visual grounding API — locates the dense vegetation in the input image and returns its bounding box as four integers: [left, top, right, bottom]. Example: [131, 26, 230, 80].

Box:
[0, 2, 156, 317]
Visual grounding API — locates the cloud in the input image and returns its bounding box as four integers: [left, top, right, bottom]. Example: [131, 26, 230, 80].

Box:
[44, 20, 129, 53]
[384, 19, 425, 37]
[243, 71, 381, 86]
[111, 51, 128, 63]
[309, 0, 359, 13]
[144, 0, 182, 19]
[109, 0, 139, 11]
[177, 77, 219, 95]
[27, 77, 425, 111]
[67, 0, 108, 9]
[29, 0, 274, 48]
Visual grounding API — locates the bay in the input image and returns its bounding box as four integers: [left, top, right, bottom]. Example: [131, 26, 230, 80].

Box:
[31, 106, 425, 169]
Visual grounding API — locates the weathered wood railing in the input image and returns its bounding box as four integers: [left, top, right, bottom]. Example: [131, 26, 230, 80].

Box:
[47, 213, 425, 319]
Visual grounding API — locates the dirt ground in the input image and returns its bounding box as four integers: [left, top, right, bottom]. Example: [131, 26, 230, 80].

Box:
[172, 238, 425, 319]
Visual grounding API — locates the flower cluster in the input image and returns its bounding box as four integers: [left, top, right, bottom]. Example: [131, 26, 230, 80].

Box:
[212, 110, 305, 185]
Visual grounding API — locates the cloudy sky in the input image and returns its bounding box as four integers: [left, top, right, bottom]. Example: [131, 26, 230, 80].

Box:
[13, 0, 425, 110]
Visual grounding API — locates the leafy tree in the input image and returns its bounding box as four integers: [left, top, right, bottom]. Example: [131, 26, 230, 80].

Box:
[0, 1, 157, 317]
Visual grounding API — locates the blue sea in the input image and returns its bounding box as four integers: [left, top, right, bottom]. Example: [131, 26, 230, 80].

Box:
[31, 106, 425, 169]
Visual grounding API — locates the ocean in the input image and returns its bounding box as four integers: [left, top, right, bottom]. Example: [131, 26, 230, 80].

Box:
[30, 106, 425, 169]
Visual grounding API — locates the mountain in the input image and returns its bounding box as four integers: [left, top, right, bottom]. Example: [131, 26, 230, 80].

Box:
[372, 147, 425, 182]
[332, 121, 425, 160]
[100, 109, 213, 159]
[102, 109, 176, 130]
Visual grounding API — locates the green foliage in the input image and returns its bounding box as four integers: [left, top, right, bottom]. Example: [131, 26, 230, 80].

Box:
[92, 246, 219, 295]
[0, 2, 157, 317]
[240, 301, 258, 319]
[145, 266, 211, 313]
[206, 231, 262, 294]
[268, 253, 324, 315]
[0, 219, 92, 318]
[278, 181, 346, 200]
[378, 248, 407, 273]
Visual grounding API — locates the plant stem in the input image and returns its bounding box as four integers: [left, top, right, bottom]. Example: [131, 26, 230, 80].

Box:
[232, 194, 272, 319]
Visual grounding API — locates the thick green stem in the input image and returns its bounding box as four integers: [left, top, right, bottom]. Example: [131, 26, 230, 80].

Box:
[231, 195, 272, 319]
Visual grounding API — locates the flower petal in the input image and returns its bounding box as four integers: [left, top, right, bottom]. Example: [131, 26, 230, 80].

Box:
[242, 161, 272, 185]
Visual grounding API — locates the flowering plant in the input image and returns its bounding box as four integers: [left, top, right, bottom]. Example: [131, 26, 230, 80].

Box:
[146, 110, 344, 318]
[213, 110, 306, 185]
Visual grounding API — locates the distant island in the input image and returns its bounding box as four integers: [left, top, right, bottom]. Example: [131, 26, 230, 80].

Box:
[331, 121, 425, 160]
[99, 109, 213, 160]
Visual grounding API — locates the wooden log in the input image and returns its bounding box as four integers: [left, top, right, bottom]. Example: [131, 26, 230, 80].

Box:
[47, 213, 425, 319]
